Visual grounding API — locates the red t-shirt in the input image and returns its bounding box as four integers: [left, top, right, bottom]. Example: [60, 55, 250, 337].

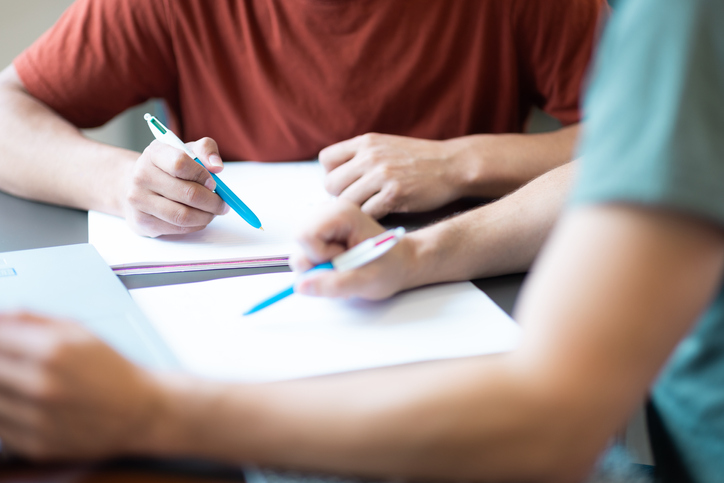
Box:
[15, 0, 605, 161]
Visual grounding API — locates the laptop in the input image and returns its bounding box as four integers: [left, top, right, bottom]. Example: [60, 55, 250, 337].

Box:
[0, 243, 178, 370]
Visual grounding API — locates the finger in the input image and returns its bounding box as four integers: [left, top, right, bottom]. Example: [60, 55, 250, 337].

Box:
[0, 311, 54, 327]
[0, 351, 52, 406]
[287, 249, 316, 273]
[190, 137, 224, 174]
[134, 188, 221, 227]
[134, 165, 227, 215]
[318, 136, 364, 173]
[295, 269, 363, 299]
[128, 210, 209, 238]
[323, 156, 366, 196]
[0, 357, 43, 399]
[360, 191, 396, 219]
[0, 321, 54, 360]
[147, 141, 215, 190]
[295, 236, 348, 267]
[337, 173, 384, 208]
[0, 389, 42, 428]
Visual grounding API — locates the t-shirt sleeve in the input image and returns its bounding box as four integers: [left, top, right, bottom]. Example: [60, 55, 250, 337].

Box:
[13, 0, 177, 128]
[571, 0, 724, 226]
[513, 0, 608, 126]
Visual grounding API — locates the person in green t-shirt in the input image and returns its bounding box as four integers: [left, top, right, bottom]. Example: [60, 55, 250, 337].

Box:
[0, 0, 722, 481]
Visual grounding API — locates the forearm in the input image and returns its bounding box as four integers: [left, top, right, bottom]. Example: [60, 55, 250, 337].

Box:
[0, 66, 137, 215]
[142, 357, 591, 482]
[403, 161, 576, 288]
[448, 124, 580, 199]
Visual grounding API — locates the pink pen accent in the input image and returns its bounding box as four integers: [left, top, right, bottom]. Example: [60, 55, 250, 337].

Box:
[374, 235, 396, 246]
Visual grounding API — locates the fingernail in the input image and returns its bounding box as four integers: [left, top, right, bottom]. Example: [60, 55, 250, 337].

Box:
[205, 178, 216, 191]
[209, 154, 223, 168]
[223, 203, 231, 214]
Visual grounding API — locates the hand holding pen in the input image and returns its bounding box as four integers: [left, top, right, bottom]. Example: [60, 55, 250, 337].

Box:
[121, 114, 262, 238]
[144, 114, 262, 231]
[122, 126, 229, 238]
[288, 200, 420, 301]
[245, 226, 406, 315]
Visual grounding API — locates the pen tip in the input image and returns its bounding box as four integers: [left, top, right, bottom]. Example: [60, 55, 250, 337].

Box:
[143, 113, 152, 121]
[259, 226, 264, 231]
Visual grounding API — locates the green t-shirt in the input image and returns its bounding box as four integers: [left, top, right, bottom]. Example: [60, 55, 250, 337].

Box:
[571, 0, 724, 482]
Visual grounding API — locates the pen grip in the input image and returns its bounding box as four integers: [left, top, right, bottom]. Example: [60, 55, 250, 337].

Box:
[194, 158, 262, 229]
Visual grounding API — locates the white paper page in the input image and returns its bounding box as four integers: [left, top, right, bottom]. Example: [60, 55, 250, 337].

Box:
[130, 273, 521, 382]
[89, 161, 330, 267]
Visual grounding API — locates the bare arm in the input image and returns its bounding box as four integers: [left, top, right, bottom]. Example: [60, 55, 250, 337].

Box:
[0, 65, 135, 214]
[136, 205, 724, 481]
[320, 125, 579, 219]
[0, 65, 227, 236]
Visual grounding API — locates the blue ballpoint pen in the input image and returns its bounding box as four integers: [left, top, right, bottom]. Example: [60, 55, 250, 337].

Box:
[243, 227, 406, 316]
[144, 113, 263, 230]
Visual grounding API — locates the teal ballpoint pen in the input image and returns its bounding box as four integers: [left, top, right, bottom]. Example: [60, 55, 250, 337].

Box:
[144, 113, 263, 230]
[244, 227, 406, 316]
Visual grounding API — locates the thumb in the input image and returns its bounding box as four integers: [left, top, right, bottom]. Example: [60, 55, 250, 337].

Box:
[190, 137, 224, 173]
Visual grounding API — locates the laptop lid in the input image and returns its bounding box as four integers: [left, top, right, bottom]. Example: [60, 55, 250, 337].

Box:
[0, 244, 178, 370]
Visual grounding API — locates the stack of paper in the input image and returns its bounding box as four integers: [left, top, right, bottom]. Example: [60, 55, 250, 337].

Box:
[130, 272, 521, 382]
[89, 161, 330, 274]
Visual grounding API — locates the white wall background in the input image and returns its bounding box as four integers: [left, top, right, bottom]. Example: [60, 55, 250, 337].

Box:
[0, 0, 156, 152]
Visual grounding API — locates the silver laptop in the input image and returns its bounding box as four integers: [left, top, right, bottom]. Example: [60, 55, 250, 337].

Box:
[0, 243, 177, 370]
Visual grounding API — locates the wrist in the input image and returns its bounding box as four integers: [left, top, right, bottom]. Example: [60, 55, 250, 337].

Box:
[443, 134, 533, 199]
[109, 154, 137, 217]
[125, 372, 196, 457]
[440, 136, 481, 197]
[398, 230, 444, 291]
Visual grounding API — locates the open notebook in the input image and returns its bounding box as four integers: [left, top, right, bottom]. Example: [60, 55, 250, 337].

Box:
[89, 161, 331, 275]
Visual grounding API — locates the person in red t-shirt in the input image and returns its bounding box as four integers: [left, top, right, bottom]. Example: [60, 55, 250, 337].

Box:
[0, 0, 603, 251]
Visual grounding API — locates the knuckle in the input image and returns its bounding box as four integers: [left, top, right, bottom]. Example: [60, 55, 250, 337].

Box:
[182, 183, 202, 206]
[323, 176, 341, 196]
[27, 375, 57, 404]
[36, 339, 64, 368]
[172, 207, 193, 227]
[366, 151, 388, 169]
[170, 153, 188, 174]
[130, 166, 148, 188]
[126, 186, 144, 207]
[385, 179, 403, 199]
[360, 132, 380, 147]
[318, 145, 332, 162]
[197, 137, 216, 151]
[375, 162, 395, 179]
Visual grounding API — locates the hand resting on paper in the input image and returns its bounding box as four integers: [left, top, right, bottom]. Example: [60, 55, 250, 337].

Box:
[320, 133, 472, 219]
[0, 311, 161, 460]
[123, 137, 230, 237]
[289, 199, 421, 300]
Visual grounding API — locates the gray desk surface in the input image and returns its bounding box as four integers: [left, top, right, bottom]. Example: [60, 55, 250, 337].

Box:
[0, 189, 526, 482]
